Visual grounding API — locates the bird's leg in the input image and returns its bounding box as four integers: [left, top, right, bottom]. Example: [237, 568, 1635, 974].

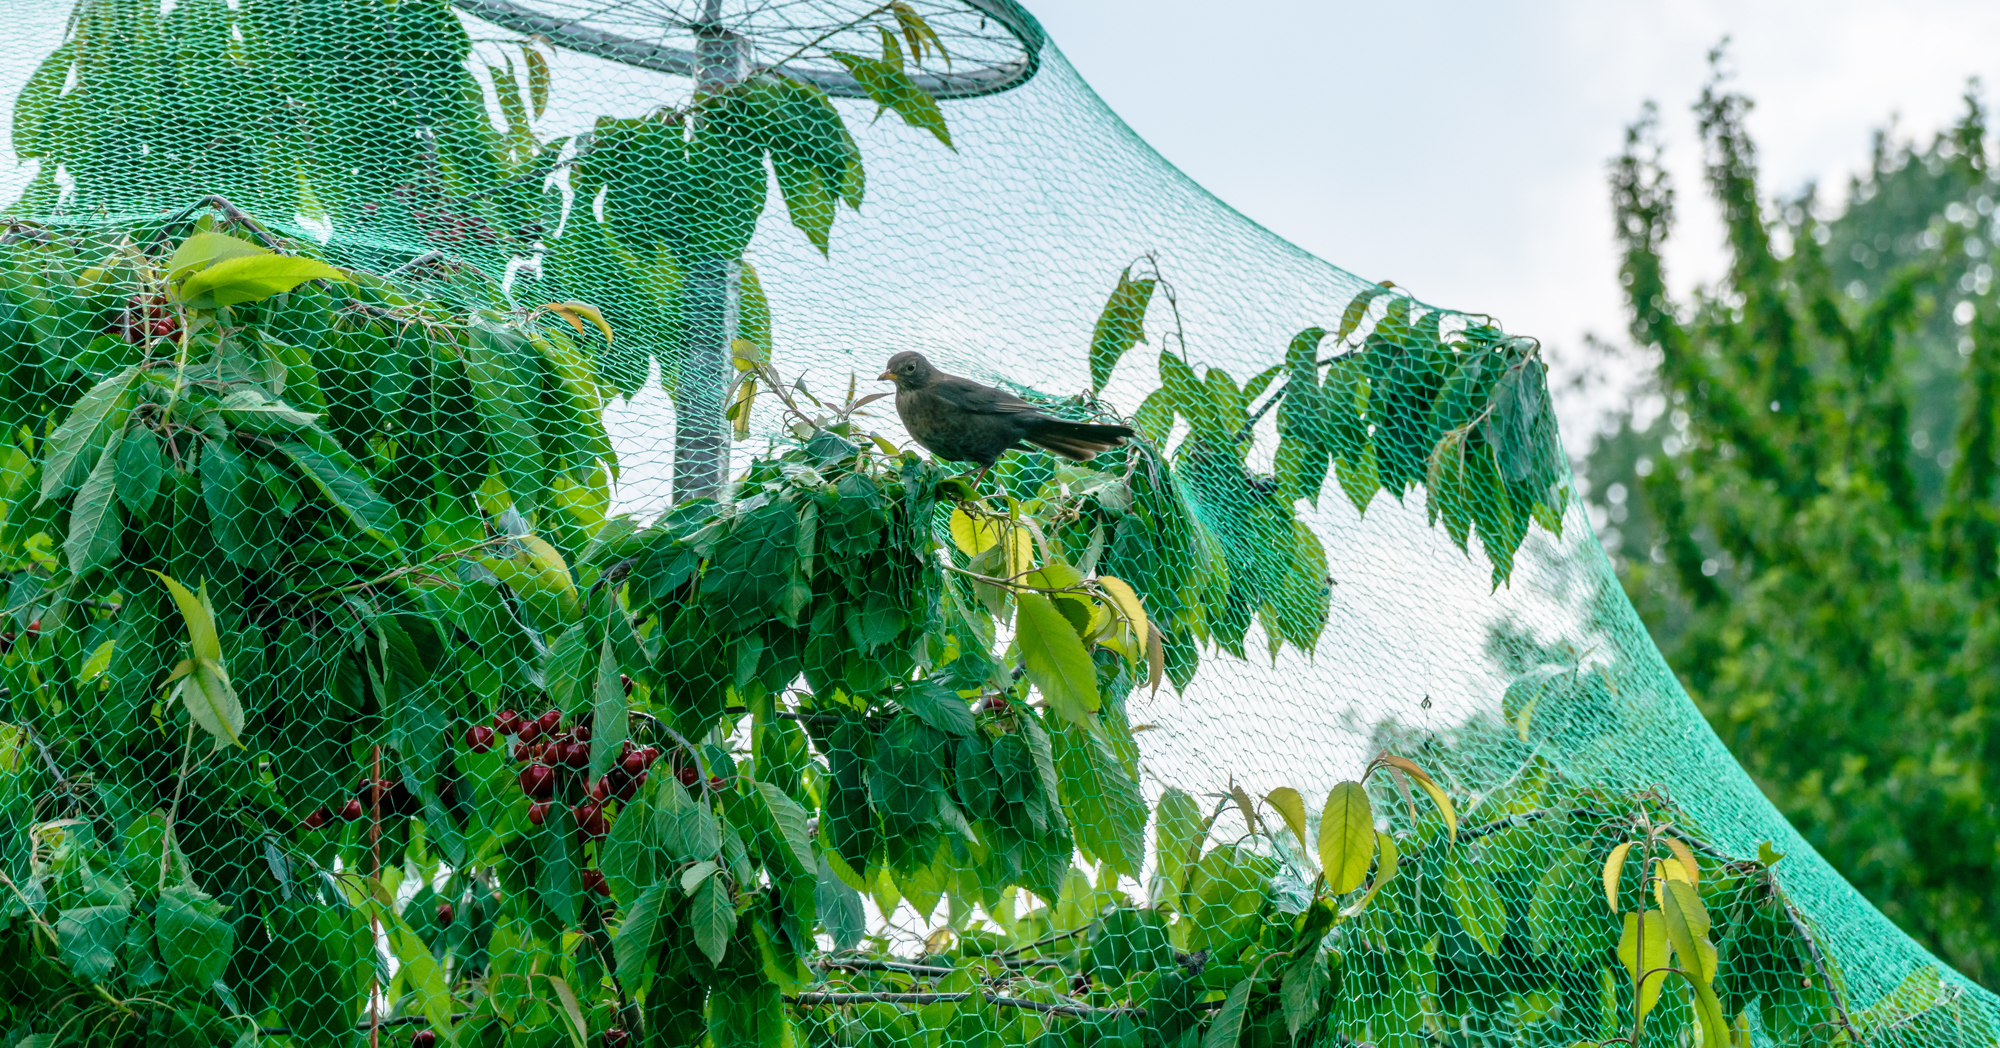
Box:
[968, 464, 992, 491]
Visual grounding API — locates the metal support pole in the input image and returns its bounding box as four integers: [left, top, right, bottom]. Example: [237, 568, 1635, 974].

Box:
[676, 12, 749, 502]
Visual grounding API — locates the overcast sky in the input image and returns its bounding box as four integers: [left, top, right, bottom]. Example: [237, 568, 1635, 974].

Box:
[1028, 1, 2000, 449]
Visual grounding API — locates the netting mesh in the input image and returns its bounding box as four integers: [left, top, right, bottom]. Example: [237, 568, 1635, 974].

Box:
[0, 1, 1985, 1046]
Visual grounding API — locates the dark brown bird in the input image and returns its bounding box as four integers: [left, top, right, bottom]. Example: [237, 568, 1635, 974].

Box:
[880, 352, 1136, 480]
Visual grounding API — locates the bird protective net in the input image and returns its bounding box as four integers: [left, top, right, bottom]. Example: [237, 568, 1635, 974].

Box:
[0, 1, 1984, 1046]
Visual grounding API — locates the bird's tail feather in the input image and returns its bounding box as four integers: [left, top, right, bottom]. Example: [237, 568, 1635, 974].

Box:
[1024, 419, 1137, 462]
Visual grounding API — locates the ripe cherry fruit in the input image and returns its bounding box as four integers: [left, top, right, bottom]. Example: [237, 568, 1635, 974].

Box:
[604, 1029, 631, 1048]
[411, 1029, 437, 1048]
[512, 742, 532, 763]
[303, 808, 330, 830]
[591, 776, 611, 802]
[339, 799, 365, 822]
[436, 902, 454, 927]
[572, 723, 591, 744]
[676, 765, 700, 788]
[579, 868, 611, 896]
[465, 725, 496, 753]
[616, 770, 647, 803]
[536, 709, 562, 736]
[516, 717, 544, 744]
[622, 750, 648, 777]
[518, 763, 555, 800]
[494, 708, 521, 735]
[574, 802, 609, 840]
[528, 801, 551, 826]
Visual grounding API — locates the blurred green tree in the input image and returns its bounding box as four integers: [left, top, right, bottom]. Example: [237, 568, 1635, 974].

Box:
[1587, 54, 2000, 985]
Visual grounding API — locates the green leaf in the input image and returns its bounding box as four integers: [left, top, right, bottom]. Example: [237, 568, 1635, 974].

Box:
[175, 254, 347, 310]
[754, 781, 814, 875]
[613, 883, 668, 984]
[772, 157, 836, 256]
[898, 679, 975, 737]
[174, 658, 243, 752]
[155, 886, 232, 989]
[815, 855, 865, 952]
[1053, 719, 1148, 879]
[389, 921, 457, 1041]
[65, 427, 122, 578]
[1153, 787, 1206, 903]
[1444, 860, 1507, 956]
[1015, 592, 1099, 726]
[114, 425, 164, 514]
[1201, 976, 1256, 1048]
[465, 323, 546, 508]
[56, 905, 128, 982]
[272, 441, 400, 550]
[269, 897, 369, 1043]
[40, 365, 138, 505]
[1280, 951, 1328, 1039]
[1316, 781, 1374, 894]
[690, 873, 733, 965]
[589, 637, 628, 780]
[1089, 268, 1155, 393]
[827, 50, 953, 150]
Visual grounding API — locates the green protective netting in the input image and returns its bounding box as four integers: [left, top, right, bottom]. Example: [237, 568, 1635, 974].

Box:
[0, 1, 1984, 1046]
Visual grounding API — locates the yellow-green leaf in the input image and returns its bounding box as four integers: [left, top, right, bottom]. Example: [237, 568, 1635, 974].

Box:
[175, 254, 347, 309]
[1341, 831, 1399, 917]
[1316, 781, 1374, 894]
[541, 300, 613, 344]
[1097, 574, 1149, 649]
[1264, 787, 1311, 862]
[1660, 878, 1717, 986]
[165, 231, 270, 283]
[1617, 911, 1670, 1025]
[1689, 973, 1730, 1048]
[1664, 837, 1701, 886]
[1602, 841, 1634, 914]
[949, 507, 999, 555]
[1380, 754, 1455, 841]
[150, 571, 221, 663]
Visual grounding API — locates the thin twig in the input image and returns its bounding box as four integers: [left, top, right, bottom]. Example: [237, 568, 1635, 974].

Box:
[813, 957, 956, 978]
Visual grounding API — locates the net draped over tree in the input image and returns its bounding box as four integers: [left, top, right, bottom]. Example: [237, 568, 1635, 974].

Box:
[0, 2, 1986, 1047]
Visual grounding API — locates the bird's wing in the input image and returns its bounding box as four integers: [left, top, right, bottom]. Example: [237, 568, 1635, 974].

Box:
[929, 375, 1038, 415]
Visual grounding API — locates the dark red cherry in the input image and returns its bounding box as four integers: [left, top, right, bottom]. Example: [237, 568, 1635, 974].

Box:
[518, 763, 555, 800]
[466, 725, 496, 753]
[339, 799, 365, 822]
[303, 808, 330, 830]
[436, 902, 454, 927]
[528, 801, 551, 826]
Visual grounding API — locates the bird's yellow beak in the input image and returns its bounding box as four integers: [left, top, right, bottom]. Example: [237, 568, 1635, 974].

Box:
[878, 370, 895, 381]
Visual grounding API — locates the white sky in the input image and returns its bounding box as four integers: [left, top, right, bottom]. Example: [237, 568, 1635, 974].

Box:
[1031, 0, 2000, 449]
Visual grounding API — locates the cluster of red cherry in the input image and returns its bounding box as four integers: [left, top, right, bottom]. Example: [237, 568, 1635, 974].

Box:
[477, 708, 689, 896]
[105, 293, 180, 343]
[300, 774, 429, 829]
